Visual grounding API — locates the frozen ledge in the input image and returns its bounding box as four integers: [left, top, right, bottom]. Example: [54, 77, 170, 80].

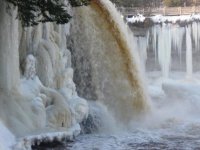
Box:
[126, 14, 200, 24]
[14, 124, 81, 150]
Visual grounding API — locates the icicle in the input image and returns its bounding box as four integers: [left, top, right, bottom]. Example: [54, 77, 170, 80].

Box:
[186, 26, 193, 79]
[157, 24, 172, 78]
[171, 25, 184, 66]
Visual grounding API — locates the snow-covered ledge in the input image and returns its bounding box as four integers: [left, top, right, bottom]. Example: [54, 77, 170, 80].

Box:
[126, 14, 200, 24]
[14, 124, 81, 150]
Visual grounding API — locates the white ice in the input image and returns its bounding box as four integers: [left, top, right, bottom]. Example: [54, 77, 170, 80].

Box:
[0, 121, 16, 150]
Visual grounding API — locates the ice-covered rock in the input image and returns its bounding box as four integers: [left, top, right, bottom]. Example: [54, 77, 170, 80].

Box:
[31, 85, 73, 129]
[24, 55, 37, 80]
[81, 101, 116, 134]
[69, 97, 89, 124]
[31, 97, 46, 127]
[59, 68, 77, 99]
[14, 124, 81, 150]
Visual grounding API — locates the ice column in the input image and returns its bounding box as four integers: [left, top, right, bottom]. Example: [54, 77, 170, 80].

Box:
[186, 26, 193, 79]
[157, 25, 172, 78]
[0, 1, 19, 91]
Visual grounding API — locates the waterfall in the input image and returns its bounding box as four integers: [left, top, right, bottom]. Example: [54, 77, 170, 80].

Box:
[70, 0, 149, 123]
[133, 36, 148, 70]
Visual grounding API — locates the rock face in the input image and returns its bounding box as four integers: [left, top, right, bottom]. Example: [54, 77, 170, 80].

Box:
[0, 0, 88, 140]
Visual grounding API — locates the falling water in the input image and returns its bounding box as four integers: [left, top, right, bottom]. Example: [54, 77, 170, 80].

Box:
[70, 0, 149, 124]
[68, 19, 200, 149]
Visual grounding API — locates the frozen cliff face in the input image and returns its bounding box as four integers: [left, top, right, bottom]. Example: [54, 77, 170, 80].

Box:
[18, 22, 89, 133]
[0, 121, 16, 150]
[0, 1, 88, 147]
[0, 1, 20, 92]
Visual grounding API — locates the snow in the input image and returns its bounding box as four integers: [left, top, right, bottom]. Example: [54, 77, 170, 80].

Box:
[14, 124, 81, 150]
[0, 121, 16, 150]
[126, 14, 200, 24]
[126, 14, 145, 23]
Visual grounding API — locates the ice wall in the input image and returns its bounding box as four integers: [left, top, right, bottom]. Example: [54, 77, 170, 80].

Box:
[0, 1, 88, 148]
[17, 22, 89, 135]
[0, 1, 20, 91]
[132, 22, 200, 78]
[70, 0, 149, 123]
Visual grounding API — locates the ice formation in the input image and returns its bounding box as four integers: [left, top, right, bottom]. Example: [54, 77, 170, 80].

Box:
[0, 0, 89, 149]
[3, 0, 200, 149]
[131, 21, 200, 78]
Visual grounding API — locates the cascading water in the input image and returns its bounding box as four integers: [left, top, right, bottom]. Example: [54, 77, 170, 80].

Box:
[67, 10, 200, 150]
[70, 0, 149, 124]
[2, 0, 200, 149]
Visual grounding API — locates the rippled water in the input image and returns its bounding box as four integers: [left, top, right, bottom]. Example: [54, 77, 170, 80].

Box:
[34, 72, 197, 150]
[68, 129, 200, 150]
